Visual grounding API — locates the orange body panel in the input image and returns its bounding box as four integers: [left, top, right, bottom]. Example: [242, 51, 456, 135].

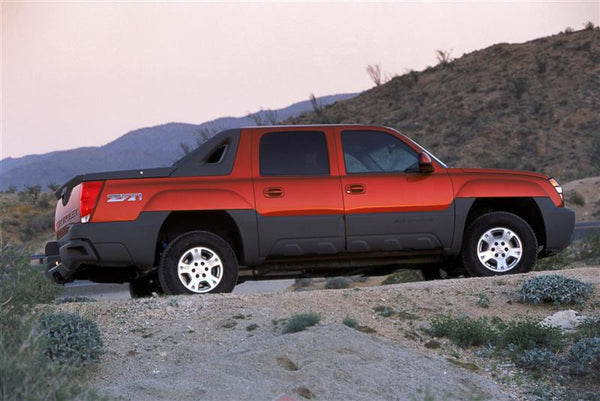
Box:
[91, 131, 254, 222]
[87, 125, 563, 224]
[449, 169, 563, 207]
[250, 126, 344, 217]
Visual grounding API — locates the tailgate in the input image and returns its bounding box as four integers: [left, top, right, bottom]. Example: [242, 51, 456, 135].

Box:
[55, 183, 82, 239]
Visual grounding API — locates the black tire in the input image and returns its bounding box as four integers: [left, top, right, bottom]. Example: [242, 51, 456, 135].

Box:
[158, 231, 238, 295]
[129, 275, 164, 298]
[462, 212, 537, 277]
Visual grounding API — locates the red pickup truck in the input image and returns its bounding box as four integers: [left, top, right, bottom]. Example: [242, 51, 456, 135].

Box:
[45, 125, 574, 297]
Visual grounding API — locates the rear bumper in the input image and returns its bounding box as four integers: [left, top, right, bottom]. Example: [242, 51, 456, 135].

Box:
[535, 198, 575, 255]
[45, 211, 168, 283]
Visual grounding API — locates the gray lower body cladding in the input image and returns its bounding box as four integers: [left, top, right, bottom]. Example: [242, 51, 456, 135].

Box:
[46, 211, 168, 283]
[44, 198, 575, 284]
[534, 197, 575, 255]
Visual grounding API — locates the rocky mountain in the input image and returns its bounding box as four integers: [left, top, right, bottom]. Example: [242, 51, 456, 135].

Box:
[288, 28, 600, 182]
[0, 94, 356, 190]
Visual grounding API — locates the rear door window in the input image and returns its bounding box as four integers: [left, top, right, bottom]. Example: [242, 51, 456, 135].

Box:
[259, 131, 330, 176]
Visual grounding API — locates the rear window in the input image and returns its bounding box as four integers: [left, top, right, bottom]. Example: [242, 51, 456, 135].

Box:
[259, 131, 330, 176]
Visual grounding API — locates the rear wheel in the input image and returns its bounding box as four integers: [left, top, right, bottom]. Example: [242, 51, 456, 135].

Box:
[158, 231, 238, 295]
[462, 212, 537, 276]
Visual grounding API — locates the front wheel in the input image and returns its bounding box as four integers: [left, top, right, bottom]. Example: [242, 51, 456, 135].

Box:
[462, 212, 538, 276]
[158, 231, 238, 295]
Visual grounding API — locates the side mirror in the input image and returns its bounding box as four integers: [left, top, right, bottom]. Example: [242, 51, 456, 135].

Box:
[418, 153, 434, 173]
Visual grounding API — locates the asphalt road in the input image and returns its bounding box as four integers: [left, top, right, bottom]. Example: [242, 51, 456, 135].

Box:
[60, 279, 296, 300]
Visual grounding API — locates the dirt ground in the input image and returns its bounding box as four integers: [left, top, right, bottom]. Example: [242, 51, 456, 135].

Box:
[50, 267, 599, 401]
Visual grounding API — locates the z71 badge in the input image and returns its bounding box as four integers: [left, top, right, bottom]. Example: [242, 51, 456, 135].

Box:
[107, 193, 143, 202]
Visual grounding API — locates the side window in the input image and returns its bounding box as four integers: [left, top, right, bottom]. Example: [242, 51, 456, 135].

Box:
[341, 130, 418, 174]
[260, 131, 330, 176]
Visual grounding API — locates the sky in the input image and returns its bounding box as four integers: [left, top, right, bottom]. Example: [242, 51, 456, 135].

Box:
[2, 1, 598, 160]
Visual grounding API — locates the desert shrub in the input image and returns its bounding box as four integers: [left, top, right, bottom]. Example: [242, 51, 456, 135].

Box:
[515, 348, 557, 371]
[576, 235, 600, 264]
[476, 292, 491, 308]
[502, 319, 563, 353]
[564, 27, 574, 34]
[373, 305, 394, 318]
[435, 49, 453, 66]
[572, 318, 600, 341]
[534, 55, 547, 74]
[294, 278, 312, 288]
[566, 189, 586, 206]
[55, 296, 97, 304]
[507, 77, 528, 99]
[343, 316, 358, 329]
[349, 275, 368, 283]
[566, 337, 600, 376]
[381, 270, 422, 285]
[428, 315, 496, 348]
[535, 252, 571, 271]
[39, 312, 104, 366]
[283, 313, 321, 334]
[0, 246, 60, 321]
[584, 21, 595, 30]
[325, 276, 353, 289]
[519, 274, 594, 306]
[0, 247, 102, 400]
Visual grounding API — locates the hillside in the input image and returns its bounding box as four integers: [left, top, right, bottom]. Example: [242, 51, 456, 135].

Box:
[288, 28, 600, 182]
[0, 94, 356, 191]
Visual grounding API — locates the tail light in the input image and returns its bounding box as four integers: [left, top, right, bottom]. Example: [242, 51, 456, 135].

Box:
[80, 181, 104, 223]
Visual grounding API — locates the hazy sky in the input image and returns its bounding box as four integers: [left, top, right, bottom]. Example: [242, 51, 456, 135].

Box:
[2, 1, 598, 159]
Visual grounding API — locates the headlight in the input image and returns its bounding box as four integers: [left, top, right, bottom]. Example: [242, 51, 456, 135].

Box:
[549, 178, 563, 200]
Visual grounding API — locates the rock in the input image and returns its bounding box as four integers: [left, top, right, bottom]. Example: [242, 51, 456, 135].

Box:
[541, 310, 589, 331]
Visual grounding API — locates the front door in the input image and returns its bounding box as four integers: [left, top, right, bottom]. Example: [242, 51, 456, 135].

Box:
[335, 128, 454, 253]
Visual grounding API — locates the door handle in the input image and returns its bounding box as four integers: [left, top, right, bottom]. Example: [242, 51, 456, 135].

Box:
[263, 187, 285, 198]
[345, 184, 365, 194]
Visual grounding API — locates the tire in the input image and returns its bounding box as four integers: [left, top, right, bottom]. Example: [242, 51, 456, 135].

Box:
[158, 231, 238, 295]
[462, 212, 537, 277]
[129, 275, 164, 298]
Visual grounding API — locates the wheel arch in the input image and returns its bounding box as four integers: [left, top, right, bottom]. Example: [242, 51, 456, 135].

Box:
[461, 197, 546, 251]
[155, 210, 246, 266]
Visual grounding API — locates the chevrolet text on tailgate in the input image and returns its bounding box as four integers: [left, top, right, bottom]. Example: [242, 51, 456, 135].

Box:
[45, 125, 575, 297]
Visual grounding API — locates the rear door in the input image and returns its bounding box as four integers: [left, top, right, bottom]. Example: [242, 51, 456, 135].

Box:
[334, 127, 454, 253]
[251, 127, 345, 258]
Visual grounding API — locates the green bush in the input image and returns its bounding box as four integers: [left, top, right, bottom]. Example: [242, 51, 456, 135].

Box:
[566, 190, 586, 206]
[515, 348, 556, 371]
[325, 276, 353, 289]
[429, 315, 496, 348]
[373, 305, 394, 318]
[342, 316, 358, 329]
[502, 319, 563, 352]
[0, 247, 103, 400]
[0, 246, 60, 325]
[573, 318, 600, 341]
[294, 278, 312, 288]
[283, 313, 321, 334]
[381, 270, 422, 285]
[566, 337, 600, 376]
[519, 274, 594, 306]
[476, 292, 491, 308]
[39, 312, 104, 366]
